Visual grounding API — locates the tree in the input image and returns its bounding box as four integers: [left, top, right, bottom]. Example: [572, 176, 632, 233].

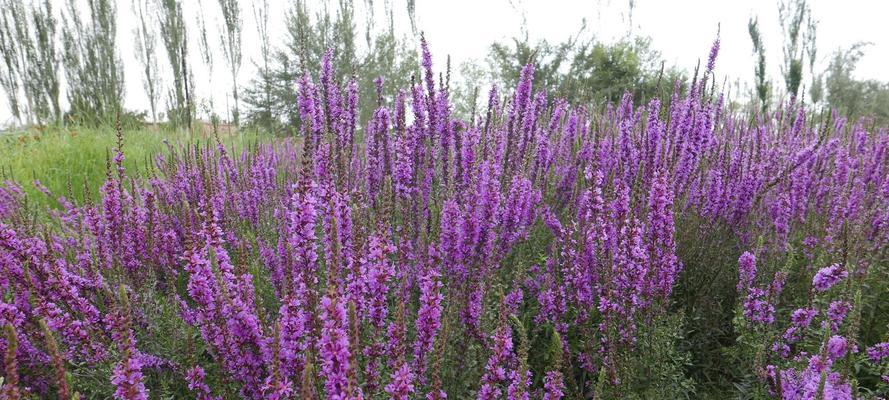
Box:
[486, 20, 678, 108]
[133, 0, 160, 122]
[748, 16, 770, 114]
[777, 0, 817, 101]
[565, 37, 676, 105]
[824, 43, 889, 125]
[0, 0, 42, 125]
[249, 0, 273, 130]
[218, 0, 242, 126]
[242, 0, 419, 133]
[157, 0, 191, 128]
[0, 0, 25, 124]
[29, 0, 61, 123]
[194, 0, 216, 124]
[61, 0, 125, 125]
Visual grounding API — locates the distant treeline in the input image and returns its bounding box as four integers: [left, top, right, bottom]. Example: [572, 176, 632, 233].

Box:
[0, 0, 886, 130]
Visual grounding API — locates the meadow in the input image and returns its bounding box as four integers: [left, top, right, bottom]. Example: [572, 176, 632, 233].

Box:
[0, 42, 888, 400]
[0, 126, 266, 207]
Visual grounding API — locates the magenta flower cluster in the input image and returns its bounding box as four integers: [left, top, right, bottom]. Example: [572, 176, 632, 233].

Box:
[0, 38, 887, 399]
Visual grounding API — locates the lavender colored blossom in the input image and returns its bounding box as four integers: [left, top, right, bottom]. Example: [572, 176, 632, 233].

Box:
[414, 267, 443, 382]
[826, 336, 848, 361]
[812, 264, 848, 292]
[318, 295, 356, 400]
[542, 370, 565, 400]
[737, 251, 757, 291]
[385, 363, 415, 400]
[868, 342, 889, 363]
[0, 37, 886, 400]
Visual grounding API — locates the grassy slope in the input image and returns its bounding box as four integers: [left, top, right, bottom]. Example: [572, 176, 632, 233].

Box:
[1, 126, 266, 207]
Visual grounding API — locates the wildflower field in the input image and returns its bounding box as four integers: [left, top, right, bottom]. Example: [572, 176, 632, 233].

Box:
[1, 40, 888, 400]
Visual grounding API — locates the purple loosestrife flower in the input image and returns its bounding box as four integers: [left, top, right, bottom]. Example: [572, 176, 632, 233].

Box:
[542, 370, 565, 400]
[812, 264, 848, 292]
[506, 369, 531, 400]
[477, 322, 514, 400]
[298, 74, 324, 149]
[414, 267, 443, 383]
[321, 49, 341, 129]
[359, 231, 396, 328]
[111, 355, 148, 400]
[384, 363, 415, 400]
[737, 251, 757, 291]
[826, 336, 848, 361]
[420, 34, 436, 122]
[647, 172, 680, 300]
[318, 294, 358, 400]
[792, 308, 818, 327]
[824, 301, 852, 332]
[276, 293, 310, 381]
[778, 364, 852, 400]
[504, 287, 524, 317]
[499, 176, 541, 254]
[783, 308, 818, 343]
[366, 107, 391, 202]
[186, 366, 221, 400]
[439, 200, 469, 281]
[867, 342, 889, 363]
[743, 288, 775, 325]
[261, 375, 295, 400]
[288, 189, 320, 292]
[706, 30, 720, 74]
[394, 124, 415, 200]
[109, 296, 148, 400]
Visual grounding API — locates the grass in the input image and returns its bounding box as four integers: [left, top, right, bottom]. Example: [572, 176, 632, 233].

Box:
[1, 125, 268, 207]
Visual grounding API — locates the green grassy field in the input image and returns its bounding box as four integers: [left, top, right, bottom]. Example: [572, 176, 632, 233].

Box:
[1, 126, 267, 207]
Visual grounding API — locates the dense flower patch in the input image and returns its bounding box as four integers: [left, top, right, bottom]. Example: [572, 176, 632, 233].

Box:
[0, 40, 887, 399]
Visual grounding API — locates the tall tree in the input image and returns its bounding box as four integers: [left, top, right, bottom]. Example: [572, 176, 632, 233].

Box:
[748, 16, 770, 114]
[250, 0, 272, 130]
[133, 0, 160, 122]
[217, 0, 242, 126]
[61, 0, 125, 125]
[157, 0, 191, 128]
[0, 0, 24, 124]
[804, 13, 821, 105]
[4, 0, 36, 124]
[777, 0, 816, 100]
[195, 0, 216, 122]
[0, 0, 62, 124]
[486, 18, 678, 108]
[824, 43, 889, 124]
[242, 0, 419, 132]
[28, 0, 61, 123]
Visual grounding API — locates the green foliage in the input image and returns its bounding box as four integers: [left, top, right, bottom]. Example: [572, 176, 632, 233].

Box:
[600, 314, 696, 399]
[157, 0, 193, 128]
[61, 0, 125, 126]
[777, 0, 816, 100]
[672, 214, 746, 397]
[0, 0, 61, 125]
[132, 0, 160, 122]
[243, 0, 419, 133]
[566, 37, 678, 104]
[0, 3, 23, 123]
[249, 0, 273, 131]
[0, 126, 265, 208]
[487, 29, 680, 107]
[217, 0, 242, 126]
[748, 17, 771, 114]
[824, 43, 889, 125]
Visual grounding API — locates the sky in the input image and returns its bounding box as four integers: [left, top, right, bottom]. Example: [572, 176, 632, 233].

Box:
[1, 0, 888, 125]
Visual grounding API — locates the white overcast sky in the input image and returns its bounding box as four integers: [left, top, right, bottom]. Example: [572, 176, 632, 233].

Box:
[1, 0, 887, 125]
